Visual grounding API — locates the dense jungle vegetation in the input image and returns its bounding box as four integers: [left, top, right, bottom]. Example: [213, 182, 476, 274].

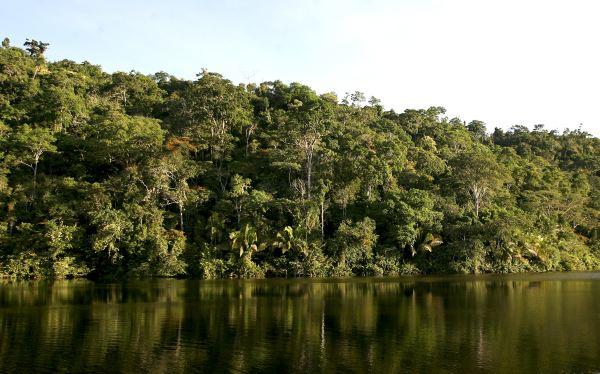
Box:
[0, 38, 598, 279]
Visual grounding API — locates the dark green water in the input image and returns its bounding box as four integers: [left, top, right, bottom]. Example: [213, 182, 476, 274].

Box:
[1, 273, 599, 373]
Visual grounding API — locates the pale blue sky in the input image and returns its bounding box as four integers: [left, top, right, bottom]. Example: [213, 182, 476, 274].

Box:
[4, 0, 600, 135]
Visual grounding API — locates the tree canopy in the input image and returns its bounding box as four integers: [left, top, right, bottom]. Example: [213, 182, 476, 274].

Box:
[0, 39, 598, 278]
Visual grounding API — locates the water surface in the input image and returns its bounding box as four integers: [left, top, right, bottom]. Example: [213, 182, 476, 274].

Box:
[1, 273, 599, 373]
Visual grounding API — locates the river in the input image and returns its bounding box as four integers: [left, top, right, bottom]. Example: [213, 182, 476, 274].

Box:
[1, 273, 599, 373]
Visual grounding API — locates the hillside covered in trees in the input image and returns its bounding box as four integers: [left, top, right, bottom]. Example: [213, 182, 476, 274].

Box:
[0, 39, 598, 279]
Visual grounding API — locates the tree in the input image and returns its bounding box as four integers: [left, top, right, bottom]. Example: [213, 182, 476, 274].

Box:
[106, 71, 165, 116]
[272, 226, 308, 255]
[167, 70, 252, 191]
[330, 218, 378, 274]
[450, 145, 508, 219]
[226, 174, 251, 227]
[380, 189, 443, 255]
[23, 39, 49, 79]
[148, 148, 205, 231]
[88, 113, 164, 167]
[10, 125, 57, 199]
[23, 39, 49, 57]
[289, 97, 329, 199]
[467, 120, 487, 142]
[229, 224, 266, 259]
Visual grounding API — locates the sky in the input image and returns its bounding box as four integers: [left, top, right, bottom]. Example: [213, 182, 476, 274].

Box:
[4, 0, 600, 135]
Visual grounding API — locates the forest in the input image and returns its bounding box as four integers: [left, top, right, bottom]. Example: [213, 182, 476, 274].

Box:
[0, 38, 598, 279]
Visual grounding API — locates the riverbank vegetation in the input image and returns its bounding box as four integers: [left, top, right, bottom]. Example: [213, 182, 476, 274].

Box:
[0, 38, 598, 278]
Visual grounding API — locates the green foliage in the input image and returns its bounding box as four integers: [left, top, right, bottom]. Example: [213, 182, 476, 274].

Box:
[229, 223, 266, 258]
[330, 218, 378, 275]
[0, 40, 598, 279]
[196, 244, 230, 279]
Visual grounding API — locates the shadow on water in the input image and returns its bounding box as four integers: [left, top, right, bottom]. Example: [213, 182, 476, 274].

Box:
[1, 273, 599, 373]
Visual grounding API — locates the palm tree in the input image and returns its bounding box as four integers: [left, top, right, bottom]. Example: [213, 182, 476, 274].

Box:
[229, 224, 266, 258]
[272, 226, 308, 255]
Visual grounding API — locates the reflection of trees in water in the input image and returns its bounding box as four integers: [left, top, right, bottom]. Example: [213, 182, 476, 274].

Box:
[0, 277, 598, 372]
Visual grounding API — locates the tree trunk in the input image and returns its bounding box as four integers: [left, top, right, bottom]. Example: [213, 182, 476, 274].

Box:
[217, 158, 225, 192]
[245, 134, 250, 158]
[179, 203, 184, 232]
[32, 155, 39, 200]
[306, 153, 312, 198]
[320, 199, 325, 240]
[471, 184, 485, 219]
